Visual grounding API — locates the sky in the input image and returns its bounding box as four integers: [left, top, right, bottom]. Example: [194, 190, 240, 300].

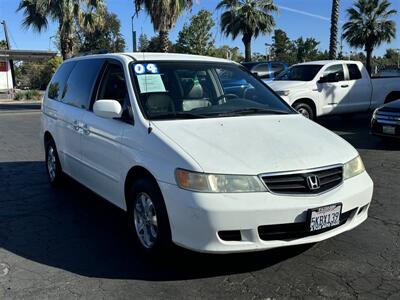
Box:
[0, 0, 399, 57]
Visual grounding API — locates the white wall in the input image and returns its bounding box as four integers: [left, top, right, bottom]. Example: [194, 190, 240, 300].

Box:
[0, 60, 13, 91]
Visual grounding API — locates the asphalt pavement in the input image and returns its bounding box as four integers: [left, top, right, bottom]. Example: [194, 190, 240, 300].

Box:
[0, 102, 399, 299]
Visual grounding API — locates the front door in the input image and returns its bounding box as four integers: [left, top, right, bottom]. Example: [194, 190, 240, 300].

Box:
[80, 61, 132, 206]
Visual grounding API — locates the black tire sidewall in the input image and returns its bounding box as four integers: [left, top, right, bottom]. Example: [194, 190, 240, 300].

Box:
[45, 139, 63, 185]
[294, 103, 314, 120]
[127, 178, 172, 255]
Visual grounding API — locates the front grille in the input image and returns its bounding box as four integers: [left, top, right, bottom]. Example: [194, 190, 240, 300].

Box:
[376, 110, 400, 125]
[261, 166, 343, 195]
[258, 208, 356, 241]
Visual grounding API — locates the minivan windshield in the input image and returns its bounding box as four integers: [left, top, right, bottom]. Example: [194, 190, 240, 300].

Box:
[275, 65, 323, 81]
[130, 62, 294, 120]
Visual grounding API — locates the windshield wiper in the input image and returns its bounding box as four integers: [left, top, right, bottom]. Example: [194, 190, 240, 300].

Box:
[149, 112, 207, 120]
[212, 107, 289, 117]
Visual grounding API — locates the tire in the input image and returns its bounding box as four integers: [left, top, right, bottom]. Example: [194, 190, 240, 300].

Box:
[127, 178, 172, 255]
[45, 138, 64, 186]
[293, 102, 315, 120]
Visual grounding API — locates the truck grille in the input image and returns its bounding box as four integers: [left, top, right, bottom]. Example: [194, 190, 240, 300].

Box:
[261, 165, 343, 195]
[375, 110, 400, 125]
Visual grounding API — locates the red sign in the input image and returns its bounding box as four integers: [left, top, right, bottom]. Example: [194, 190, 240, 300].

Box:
[0, 61, 8, 72]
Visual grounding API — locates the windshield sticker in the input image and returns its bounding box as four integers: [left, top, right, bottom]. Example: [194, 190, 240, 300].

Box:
[137, 74, 166, 93]
[133, 63, 159, 75]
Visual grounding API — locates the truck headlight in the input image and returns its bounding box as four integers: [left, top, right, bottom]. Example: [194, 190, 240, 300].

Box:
[343, 155, 365, 180]
[277, 90, 290, 96]
[175, 169, 267, 193]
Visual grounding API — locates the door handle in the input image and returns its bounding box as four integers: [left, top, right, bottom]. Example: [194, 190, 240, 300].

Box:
[73, 120, 80, 131]
[341, 84, 349, 88]
[82, 124, 90, 135]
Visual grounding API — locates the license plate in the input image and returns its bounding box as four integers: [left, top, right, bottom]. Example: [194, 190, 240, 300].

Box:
[383, 126, 396, 135]
[308, 204, 342, 232]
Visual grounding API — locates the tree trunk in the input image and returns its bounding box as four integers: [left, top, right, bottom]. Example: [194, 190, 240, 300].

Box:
[159, 31, 169, 53]
[366, 47, 373, 75]
[329, 0, 340, 59]
[59, 27, 74, 60]
[242, 33, 252, 62]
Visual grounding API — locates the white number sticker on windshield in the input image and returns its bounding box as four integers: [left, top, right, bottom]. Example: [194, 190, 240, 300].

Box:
[133, 63, 159, 75]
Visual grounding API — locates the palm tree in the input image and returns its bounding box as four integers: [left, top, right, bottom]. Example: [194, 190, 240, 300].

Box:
[17, 0, 104, 60]
[329, 0, 340, 59]
[134, 0, 193, 53]
[217, 0, 278, 62]
[342, 0, 397, 74]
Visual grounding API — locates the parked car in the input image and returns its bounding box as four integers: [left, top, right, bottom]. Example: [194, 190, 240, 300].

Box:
[268, 60, 400, 120]
[41, 53, 373, 255]
[371, 99, 400, 138]
[241, 61, 288, 82]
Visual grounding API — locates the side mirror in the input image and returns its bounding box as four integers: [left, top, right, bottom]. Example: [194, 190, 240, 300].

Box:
[93, 99, 122, 119]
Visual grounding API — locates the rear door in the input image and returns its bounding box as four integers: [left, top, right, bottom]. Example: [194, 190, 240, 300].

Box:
[80, 60, 132, 205]
[57, 59, 104, 181]
[342, 63, 372, 112]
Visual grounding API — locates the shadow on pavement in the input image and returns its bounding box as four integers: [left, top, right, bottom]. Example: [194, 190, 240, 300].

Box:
[0, 161, 313, 281]
[0, 103, 41, 111]
[318, 113, 400, 151]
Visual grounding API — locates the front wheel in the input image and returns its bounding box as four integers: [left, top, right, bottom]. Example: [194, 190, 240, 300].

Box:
[293, 102, 315, 120]
[128, 178, 172, 255]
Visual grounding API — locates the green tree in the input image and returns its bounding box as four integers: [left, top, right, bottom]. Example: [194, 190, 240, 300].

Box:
[134, 0, 193, 52]
[272, 29, 296, 64]
[329, 0, 340, 59]
[17, 0, 104, 60]
[175, 10, 215, 55]
[0, 40, 7, 50]
[211, 45, 244, 62]
[76, 11, 126, 53]
[295, 37, 320, 62]
[342, 0, 397, 74]
[217, 0, 278, 62]
[138, 33, 150, 51]
[145, 36, 175, 52]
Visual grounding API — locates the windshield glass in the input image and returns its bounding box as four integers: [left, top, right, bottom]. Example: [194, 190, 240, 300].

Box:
[275, 65, 322, 81]
[130, 62, 294, 120]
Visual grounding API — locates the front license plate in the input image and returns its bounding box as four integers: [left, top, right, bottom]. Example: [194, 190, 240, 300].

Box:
[383, 126, 396, 135]
[308, 204, 342, 232]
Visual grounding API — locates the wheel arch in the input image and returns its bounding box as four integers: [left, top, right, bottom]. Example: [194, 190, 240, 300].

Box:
[43, 131, 54, 147]
[385, 91, 400, 104]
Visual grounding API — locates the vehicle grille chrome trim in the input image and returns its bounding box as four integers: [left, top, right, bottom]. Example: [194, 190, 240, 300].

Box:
[259, 164, 344, 196]
[376, 111, 400, 125]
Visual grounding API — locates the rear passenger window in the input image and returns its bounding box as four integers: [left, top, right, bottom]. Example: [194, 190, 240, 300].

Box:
[47, 62, 76, 101]
[62, 59, 104, 109]
[347, 64, 362, 80]
[271, 63, 285, 77]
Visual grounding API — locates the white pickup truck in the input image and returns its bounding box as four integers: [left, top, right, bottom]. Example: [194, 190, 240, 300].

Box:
[268, 60, 400, 119]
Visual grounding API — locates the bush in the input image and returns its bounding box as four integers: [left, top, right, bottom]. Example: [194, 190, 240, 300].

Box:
[13, 90, 42, 101]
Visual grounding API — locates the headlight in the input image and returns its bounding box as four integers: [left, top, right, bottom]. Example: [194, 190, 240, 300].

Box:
[175, 169, 267, 193]
[343, 155, 365, 180]
[372, 108, 379, 119]
[277, 90, 290, 96]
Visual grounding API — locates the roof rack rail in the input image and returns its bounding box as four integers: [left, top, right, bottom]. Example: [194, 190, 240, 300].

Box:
[71, 49, 109, 58]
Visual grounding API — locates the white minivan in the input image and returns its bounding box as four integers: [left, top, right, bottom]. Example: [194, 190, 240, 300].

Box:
[41, 53, 373, 254]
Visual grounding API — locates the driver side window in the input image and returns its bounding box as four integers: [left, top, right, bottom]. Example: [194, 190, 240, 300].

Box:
[322, 64, 345, 82]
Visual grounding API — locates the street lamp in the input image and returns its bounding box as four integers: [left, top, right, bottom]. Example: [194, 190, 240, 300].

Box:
[265, 43, 272, 61]
[48, 35, 56, 50]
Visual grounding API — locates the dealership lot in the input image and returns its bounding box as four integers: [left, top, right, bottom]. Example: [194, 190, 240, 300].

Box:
[0, 103, 399, 299]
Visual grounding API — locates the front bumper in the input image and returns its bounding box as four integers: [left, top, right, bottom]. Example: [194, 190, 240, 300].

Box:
[159, 171, 373, 253]
[371, 117, 400, 138]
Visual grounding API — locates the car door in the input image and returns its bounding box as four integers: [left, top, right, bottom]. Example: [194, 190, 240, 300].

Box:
[342, 63, 372, 112]
[56, 59, 103, 181]
[80, 60, 132, 205]
[317, 64, 350, 114]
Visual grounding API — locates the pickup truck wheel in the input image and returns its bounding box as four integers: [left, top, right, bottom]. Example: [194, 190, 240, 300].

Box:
[45, 139, 64, 186]
[293, 102, 314, 120]
[128, 178, 172, 255]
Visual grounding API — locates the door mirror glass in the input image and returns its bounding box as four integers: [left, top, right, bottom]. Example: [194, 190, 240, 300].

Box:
[93, 99, 123, 119]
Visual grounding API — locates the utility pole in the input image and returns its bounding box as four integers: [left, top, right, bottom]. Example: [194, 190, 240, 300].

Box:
[396, 49, 400, 69]
[131, 16, 137, 52]
[1, 20, 16, 88]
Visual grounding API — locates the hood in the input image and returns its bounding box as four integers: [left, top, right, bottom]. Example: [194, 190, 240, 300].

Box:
[380, 99, 400, 111]
[153, 115, 358, 175]
[268, 80, 309, 91]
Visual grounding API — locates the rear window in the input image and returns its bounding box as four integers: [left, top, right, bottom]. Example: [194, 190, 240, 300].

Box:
[347, 64, 362, 80]
[47, 62, 76, 101]
[62, 59, 104, 109]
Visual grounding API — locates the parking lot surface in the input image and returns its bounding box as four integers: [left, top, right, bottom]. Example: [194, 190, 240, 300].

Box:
[0, 103, 399, 299]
